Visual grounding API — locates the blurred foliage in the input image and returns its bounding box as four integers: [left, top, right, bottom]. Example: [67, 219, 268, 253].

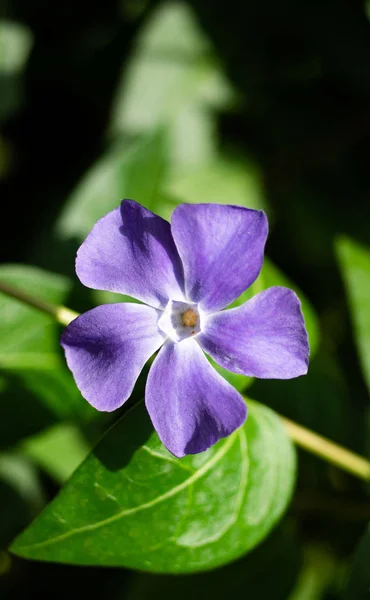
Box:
[0, 453, 44, 548]
[0, 0, 370, 597]
[336, 237, 370, 397]
[22, 424, 91, 484]
[0, 265, 94, 447]
[0, 20, 33, 122]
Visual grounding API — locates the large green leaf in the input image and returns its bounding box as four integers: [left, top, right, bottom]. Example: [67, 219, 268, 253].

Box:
[11, 399, 296, 572]
[336, 237, 370, 395]
[230, 257, 320, 358]
[0, 265, 92, 427]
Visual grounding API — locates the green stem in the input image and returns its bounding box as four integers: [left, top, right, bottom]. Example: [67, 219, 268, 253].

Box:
[281, 417, 370, 481]
[0, 281, 79, 326]
[1, 280, 370, 481]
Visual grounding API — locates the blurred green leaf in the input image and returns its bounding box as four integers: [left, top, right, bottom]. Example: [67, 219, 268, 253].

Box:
[0, 454, 44, 547]
[110, 2, 235, 170]
[110, 3, 234, 138]
[0, 20, 33, 122]
[230, 257, 320, 358]
[0, 21, 33, 73]
[56, 131, 167, 242]
[345, 527, 370, 600]
[11, 399, 296, 572]
[336, 237, 370, 396]
[22, 424, 91, 484]
[288, 544, 338, 600]
[0, 264, 93, 430]
[168, 104, 217, 168]
[0, 265, 69, 366]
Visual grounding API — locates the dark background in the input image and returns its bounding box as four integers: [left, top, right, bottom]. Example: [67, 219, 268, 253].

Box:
[1, 0, 370, 598]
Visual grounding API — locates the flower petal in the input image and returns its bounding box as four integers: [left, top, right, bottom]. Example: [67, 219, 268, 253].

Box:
[76, 199, 185, 309]
[61, 303, 165, 411]
[171, 203, 268, 312]
[145, 339, 247, 457]
[198, 287, 309, 379]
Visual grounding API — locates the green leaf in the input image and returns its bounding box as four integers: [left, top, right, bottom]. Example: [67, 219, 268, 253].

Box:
[109, 3, 235, 170]
[11, 399, 296, 572]
[0, 265, 69, 363]
[345, 527, 370, 600]
[0, 264, 92, 426]
[110, 3, 234, 138]
[230, 258, 320, 358]
[0, 453, 44, 547]
[22, 424, 91, 484]
[336, 237, 370, 395]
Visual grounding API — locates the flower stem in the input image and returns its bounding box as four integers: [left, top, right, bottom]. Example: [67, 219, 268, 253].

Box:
[1, 280, 370, 481]
[281, 416, 370, 481]
[0, 281, 79, 326]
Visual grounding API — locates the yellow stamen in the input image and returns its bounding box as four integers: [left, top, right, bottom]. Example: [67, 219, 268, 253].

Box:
[182, 309, 198, 328]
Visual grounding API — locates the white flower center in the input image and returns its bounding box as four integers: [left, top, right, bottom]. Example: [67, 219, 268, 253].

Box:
[158, 300, 202, 342]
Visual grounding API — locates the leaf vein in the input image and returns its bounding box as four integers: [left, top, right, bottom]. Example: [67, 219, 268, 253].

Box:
[174, 428, 249, 548]
[141, 446, 194, 473]
[16, 432, 237, 552]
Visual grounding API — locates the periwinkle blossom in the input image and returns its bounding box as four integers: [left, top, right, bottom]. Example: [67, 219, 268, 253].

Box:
[61, 200, 309, 457]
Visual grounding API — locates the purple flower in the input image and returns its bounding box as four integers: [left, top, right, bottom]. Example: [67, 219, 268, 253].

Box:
[61, 200, 309, 457]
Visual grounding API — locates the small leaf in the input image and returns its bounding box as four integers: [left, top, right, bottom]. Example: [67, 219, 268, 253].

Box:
[336, 237, 370, 395]
[11, 399, 296, 572]
[230, 258, 320, 358]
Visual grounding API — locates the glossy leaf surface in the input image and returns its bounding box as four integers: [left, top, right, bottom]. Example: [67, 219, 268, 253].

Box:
[11, 400, 296, 572]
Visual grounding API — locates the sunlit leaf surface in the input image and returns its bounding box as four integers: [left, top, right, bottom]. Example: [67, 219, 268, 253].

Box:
[11, 400, 296, 572]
